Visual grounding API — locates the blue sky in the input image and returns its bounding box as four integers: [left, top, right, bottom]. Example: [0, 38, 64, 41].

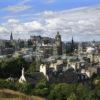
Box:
[0, 0, 100, 41]
[0, 0, 100, 22]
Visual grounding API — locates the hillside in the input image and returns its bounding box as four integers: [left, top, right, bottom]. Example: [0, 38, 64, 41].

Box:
[0, 89, 45, 100]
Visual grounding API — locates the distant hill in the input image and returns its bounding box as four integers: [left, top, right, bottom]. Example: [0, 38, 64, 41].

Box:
[0, 89, 45, 100]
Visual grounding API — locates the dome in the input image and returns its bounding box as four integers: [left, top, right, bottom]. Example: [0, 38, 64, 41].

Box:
[86, 47, 96, 53]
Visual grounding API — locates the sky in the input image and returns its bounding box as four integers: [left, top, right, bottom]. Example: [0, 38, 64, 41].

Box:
[0, 0, 100, 41]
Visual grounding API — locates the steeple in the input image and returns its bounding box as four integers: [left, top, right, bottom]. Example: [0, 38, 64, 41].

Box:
[71, 36, 75, 53]
[10, 32, 13, 41]
[19, 68, 26, 83]
[71, 37, 74, 44]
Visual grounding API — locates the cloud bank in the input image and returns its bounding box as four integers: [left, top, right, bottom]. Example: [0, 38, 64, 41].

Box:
[0, 5, 100, 41]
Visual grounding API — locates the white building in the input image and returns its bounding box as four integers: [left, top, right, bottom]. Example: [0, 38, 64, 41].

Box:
[19, 68, 26, 83]
[40, 64, 49, 80]
[40, 64, 47, 76]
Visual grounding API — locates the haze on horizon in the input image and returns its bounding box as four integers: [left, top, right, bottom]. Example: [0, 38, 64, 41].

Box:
[0, 0, 100, 41]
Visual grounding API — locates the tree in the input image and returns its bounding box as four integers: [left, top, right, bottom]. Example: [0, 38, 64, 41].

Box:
[27, 60, 36, 74]
[0, 79, 15, 90]
[15, 82, 32, 94]
[94, 83, 100, 99]
[48, 83, 77, 100]
[76, 84, 90, 100]
[67, 92, 77, 100]
[33, 80, 49, 96]
[0, 57, 28, 78]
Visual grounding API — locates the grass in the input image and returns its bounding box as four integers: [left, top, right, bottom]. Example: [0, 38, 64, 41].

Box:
[0, 89, 45, 100]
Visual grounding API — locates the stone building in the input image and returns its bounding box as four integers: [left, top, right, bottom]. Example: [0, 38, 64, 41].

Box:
[54, 32, 62, 56]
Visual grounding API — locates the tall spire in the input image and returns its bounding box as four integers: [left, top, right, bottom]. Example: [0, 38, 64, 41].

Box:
[72, 36, 74, 44]
[71, 36, 75, 53]
[10, 32, 13, 41]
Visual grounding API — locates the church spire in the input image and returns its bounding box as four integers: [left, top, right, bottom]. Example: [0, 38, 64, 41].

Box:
[10, 32, 13, 41]
[71, 36, 75, 53]
[72, 36, 74, 44]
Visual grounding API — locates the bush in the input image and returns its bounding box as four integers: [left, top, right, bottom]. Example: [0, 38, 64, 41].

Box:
[0, 79, 32, 94]
[15, 82, 32, 94]
[32, 80, 49, 96]
[48, 83, 77, 100]
[27, 61, 36, 74]
[0, 57, 28, 78]
[0, 79, 15, 90]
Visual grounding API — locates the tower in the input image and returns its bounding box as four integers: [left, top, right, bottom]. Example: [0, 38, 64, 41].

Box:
[10, 32, 13, 41]
[40, 64, 49, 81]
[10, 32, 16, 49]
[72, 37, 74, 44]
[71, 37, 74, 51]
[55, 31, 62, 55]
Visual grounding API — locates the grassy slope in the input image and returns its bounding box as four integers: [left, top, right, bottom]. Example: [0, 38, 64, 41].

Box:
[0, 89, 45, 100]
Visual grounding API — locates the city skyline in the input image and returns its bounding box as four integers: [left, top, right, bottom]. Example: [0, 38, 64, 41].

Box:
[0, 0, 100, 41]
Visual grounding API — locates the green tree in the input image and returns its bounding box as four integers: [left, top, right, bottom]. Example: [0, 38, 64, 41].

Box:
[33, 80, 49, 97]
[27, 60, 36, 74]
[76, 84, 90, 100]
[94, 83, 100, 99]
[0, 57, 28, 78]
[0, 79, 15, 90]
[48, 83, 77, 100]
[67, 92, 77, 100]
[15, 82, 32, 94]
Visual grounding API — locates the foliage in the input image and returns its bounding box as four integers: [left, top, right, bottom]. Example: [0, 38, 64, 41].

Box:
[27, 60, 36, 74]
[0, 79, 32, 94]
[33, 80, 49, 97]
[15, 82, 32, 94]
[0, 57, 28, 78]
[0, 58, 100, 100]
[48, 83, 77, 100]
[76, 83, 90, 100]
[67, 92, 77, 100]
[0, 77, 100, 100]
[0, 79, 15, 90]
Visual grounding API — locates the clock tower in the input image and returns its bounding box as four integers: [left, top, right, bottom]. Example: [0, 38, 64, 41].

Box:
[55, 31, 62, 55]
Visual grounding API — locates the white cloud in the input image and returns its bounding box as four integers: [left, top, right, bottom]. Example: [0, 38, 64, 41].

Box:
[8, 19, 20, 23]
[3, 0, 31, 13]
[4, 5, 31, 13]
[25, 21, 44, 31]
[0, 5, 100, 41]
[44, 0, 55, 4]
[43, 11, 55, 17]
[0, 26, 7, 33]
